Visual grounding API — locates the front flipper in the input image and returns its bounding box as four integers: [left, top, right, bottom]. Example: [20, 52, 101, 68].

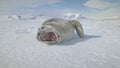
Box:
[69, 20, 84, 38]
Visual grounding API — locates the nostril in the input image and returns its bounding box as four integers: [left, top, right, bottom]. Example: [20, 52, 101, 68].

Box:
[36, 35, 40, 40]
[58, 35, 60, 37]
[37, 33, 40, 36]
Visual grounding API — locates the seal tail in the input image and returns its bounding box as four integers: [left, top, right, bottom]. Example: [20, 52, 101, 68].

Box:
[69, 20, 84, 38]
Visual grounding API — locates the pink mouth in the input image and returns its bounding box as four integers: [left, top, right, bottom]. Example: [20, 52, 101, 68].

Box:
[41, 32, 58, 42]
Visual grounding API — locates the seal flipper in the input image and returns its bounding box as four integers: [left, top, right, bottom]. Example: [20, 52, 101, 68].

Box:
[69, 20, 84, 38]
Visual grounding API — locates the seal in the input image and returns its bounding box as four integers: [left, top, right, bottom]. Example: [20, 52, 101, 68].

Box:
[37, 18, 84, 44]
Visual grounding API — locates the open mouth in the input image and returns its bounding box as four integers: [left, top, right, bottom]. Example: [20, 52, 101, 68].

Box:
[40, 32, 58, 42]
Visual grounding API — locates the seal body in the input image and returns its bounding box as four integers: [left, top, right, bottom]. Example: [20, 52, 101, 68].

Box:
[37, 18, 84, 44]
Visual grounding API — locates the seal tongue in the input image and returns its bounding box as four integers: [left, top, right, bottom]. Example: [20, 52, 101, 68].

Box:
[41, 32, 57, 41]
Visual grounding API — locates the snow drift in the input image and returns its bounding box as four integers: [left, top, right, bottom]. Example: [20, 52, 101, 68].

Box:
[8, 14, 47, 20]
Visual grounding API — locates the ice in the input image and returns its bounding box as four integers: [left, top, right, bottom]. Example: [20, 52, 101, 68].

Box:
[64, 13, 88, 20]
[0, 15, 120, 68]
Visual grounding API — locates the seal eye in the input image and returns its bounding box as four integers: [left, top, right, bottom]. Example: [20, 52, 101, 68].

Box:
[41, 27, 45, 29]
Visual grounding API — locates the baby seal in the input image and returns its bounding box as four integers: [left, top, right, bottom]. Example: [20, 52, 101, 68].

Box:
[37, 18, 84, 44]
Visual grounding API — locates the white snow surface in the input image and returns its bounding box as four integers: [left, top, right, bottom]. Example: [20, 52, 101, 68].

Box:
[0, 15, 120, 68]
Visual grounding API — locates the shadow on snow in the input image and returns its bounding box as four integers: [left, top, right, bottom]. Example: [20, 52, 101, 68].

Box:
[56, 34, 101, 46]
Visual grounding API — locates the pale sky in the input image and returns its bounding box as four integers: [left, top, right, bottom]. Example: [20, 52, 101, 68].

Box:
[0, 0, 120, 18]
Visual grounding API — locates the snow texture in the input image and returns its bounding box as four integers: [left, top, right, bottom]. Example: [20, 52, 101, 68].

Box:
[0, 15, 120, 68]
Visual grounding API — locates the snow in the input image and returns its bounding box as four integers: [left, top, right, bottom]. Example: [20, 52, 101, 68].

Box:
[0, 15, 120, 68]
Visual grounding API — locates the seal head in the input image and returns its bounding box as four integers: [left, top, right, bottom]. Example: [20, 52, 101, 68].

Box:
[37, 25, 61, 44]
